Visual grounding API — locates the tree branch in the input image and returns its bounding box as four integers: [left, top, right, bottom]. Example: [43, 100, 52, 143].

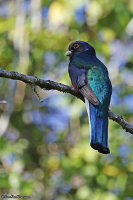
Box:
[0, 69, 133, 134]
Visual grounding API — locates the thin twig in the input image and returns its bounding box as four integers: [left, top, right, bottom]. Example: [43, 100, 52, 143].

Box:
[0, 69, 133, 134]
[29, 83, 43, 102]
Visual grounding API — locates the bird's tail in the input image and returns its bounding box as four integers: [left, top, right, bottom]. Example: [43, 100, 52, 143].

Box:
[85, 98, 110, 154]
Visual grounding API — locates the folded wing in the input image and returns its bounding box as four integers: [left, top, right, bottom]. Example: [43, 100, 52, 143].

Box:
[76, 73, 99, 106]
[79, 82, 99, 106]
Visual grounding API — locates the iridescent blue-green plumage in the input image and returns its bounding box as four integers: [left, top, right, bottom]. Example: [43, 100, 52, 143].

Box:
[71, 51, 112, 108]
[66, 41, 112, 154]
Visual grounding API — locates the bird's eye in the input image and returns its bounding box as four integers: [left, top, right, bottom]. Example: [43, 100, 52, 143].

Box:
[73, 43, 79, 49]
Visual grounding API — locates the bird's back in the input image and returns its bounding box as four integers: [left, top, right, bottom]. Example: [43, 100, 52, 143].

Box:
[70, 50, 112, 107]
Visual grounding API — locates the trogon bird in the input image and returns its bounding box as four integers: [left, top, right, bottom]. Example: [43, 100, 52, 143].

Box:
[65, 41, 112, 154]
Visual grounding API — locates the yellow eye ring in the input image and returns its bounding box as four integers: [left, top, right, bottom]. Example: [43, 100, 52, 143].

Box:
[73, 44, 79, 49]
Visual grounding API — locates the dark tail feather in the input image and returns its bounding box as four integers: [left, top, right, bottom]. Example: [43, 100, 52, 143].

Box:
[85, 98, 110, 154]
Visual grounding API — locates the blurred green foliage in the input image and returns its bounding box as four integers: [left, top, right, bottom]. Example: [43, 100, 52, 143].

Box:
[0, 0, 133, 199]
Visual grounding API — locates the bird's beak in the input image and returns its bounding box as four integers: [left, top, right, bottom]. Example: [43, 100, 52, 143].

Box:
[64, 50, 72, 56]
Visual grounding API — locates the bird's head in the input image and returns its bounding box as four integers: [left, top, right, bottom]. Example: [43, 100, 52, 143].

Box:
[65, 41, 96, 58]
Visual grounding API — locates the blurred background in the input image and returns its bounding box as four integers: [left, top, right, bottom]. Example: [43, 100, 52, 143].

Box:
[0, 0, 133, 199]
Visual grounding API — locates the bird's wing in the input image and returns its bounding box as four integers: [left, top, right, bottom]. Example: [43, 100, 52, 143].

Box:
[69, 66, 99, 106]
[79, 83, 99, 106]
[77, 73, 99, 106]
[69, 62, 99, 106]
